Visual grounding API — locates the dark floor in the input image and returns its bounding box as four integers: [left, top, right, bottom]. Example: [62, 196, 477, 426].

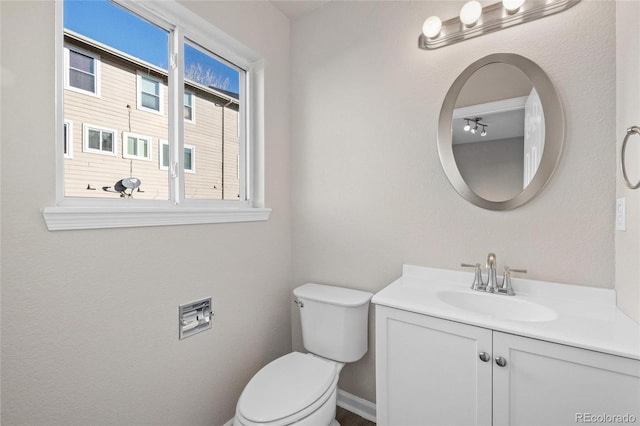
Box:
[336, 406, 376, 426]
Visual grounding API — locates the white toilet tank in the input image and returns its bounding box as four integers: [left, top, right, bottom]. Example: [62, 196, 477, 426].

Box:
[293, 283, 373, 363]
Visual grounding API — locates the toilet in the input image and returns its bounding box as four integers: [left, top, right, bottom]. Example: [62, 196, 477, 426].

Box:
[233, 283, 373, 426]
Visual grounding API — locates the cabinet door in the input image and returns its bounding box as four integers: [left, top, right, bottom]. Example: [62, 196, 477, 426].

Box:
[493, 331, 640, 426]
[376, 306, 493, 426]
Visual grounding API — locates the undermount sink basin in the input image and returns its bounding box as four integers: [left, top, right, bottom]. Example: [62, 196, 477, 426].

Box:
[437, 290, 558, 322]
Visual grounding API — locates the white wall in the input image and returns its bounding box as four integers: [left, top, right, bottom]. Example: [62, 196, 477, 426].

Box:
[615, 1, 640, 323]
[0, 1, 291, 424]
[291, 1, 616, 403]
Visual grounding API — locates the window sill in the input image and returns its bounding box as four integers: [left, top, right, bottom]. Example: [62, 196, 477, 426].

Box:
[42, 205, 271, 231]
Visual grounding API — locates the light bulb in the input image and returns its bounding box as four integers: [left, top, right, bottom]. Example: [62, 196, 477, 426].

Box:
[470, 126, 477, 134]
[463, 122, 471, 131]
[460, 1, 482, 26]
[503, 0, 525, 13]
[481, 128, 487, 136]
[422, 16, 442, 39]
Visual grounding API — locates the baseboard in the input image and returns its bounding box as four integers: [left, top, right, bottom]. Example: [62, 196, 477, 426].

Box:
[223, 388, 377, 425]
[337, 388, 377, 423]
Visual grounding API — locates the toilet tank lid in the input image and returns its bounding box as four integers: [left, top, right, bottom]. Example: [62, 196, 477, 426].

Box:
[294, 283, 373, 307]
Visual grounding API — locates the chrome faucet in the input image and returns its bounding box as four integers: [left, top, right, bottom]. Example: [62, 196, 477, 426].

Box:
[485, 253, 498, 293]
[498, 266, 527, 296]
[461, 262, 485, 291]
[462, 253, 526, 296]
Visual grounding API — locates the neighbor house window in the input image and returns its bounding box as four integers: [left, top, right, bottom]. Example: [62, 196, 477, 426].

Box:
[123, 132, 152, 161]
[184, 145, 194, 172]
[83, 123, 116, 156]
[160, 140, 195, 173]
[63, 120, 73, 159]
[137, 73, 163, 114]
[64, 45, 100, 96]
[184, 92, 194, 122]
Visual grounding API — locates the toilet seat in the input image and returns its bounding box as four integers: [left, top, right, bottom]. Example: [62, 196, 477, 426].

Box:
[236, 352, 339, 425]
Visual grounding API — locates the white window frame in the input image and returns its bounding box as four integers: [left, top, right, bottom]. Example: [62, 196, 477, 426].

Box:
[137, 72, 164, 115]
[64, 120, 73, 159]
[159, 140, 195, 174]
[64, 44, 101, 97]
[45, 0, 270, 230]
[184, 91, 195, 123]
[123, 132, 153, 161]
[82, 123, 117, 156]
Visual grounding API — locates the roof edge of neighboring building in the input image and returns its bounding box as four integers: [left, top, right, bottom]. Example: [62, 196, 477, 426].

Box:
[64, 29, 239, 105]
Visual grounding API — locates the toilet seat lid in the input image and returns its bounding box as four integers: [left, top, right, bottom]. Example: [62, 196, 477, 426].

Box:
[238, 352, 337, 423]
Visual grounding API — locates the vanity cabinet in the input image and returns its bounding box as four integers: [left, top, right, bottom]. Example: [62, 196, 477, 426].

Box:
[375, 305, 640, 426]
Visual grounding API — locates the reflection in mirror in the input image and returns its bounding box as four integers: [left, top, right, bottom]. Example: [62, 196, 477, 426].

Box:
[437, 53, 564, 210]
[451, 63, 545, 202]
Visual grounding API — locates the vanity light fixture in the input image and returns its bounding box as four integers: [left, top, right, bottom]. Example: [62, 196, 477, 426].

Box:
[422, 15, 443, 38]
[419, 0, 580, 50]
[463, 117, 488, 136]
[502, 0, 526, 13]
[459, 1, 482, 27]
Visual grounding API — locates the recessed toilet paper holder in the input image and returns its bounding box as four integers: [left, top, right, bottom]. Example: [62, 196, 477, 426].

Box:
[179, 297, 213, 340]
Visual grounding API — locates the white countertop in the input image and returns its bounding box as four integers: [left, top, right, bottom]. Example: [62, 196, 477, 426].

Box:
[372, 265, 640, 360]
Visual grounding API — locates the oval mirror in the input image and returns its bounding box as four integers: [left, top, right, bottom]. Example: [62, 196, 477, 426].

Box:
[438, 53, 564, 210]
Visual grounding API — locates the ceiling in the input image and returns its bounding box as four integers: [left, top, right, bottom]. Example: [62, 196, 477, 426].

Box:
[452, 96, 529, 145]
[270, 0, 330, 20]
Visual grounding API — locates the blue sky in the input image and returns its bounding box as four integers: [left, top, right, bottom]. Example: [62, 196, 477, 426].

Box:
[64, 0, 239, 93]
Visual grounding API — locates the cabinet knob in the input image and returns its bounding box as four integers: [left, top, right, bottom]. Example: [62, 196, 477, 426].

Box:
[495, 356, 507, 367]
[478, 352, 491, 362]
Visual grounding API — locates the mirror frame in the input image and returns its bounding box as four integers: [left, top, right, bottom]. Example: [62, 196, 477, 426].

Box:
[438, 53, 564, 210]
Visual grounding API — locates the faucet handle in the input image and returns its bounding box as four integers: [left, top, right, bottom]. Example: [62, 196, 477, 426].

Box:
[461, 263, 486, 291]
[499, 267, 527, 296]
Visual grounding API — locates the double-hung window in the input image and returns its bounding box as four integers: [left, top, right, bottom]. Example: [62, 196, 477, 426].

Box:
[63, 120, 73, 159]
[137, 73, 163, 114]
[45, 0, 269, 230]
[184, 92, 194, 122]
[65, 45, 100, 96]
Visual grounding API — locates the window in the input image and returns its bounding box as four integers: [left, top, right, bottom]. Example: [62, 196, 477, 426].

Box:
[137, 73, 163, 114]
[183, 40, 240, 200]
[123, 132, 152, 161]
[83, 123, 116, 156]
[160, 141, 195, 173]
[184, 146, 194, 172]
[64, 45, 100, 96]
[63, 120, 73, 158]
[184, 92, 194, 122]
[46, 0, 269, 230]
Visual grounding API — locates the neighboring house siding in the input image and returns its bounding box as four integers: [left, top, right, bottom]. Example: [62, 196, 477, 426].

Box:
[223, 108, 240, 199]
[63, 34, 239, 200]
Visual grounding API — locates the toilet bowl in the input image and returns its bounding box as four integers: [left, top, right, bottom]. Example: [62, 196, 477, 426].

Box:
[233, 352, 343, 426]
[233, 283, 373, 426]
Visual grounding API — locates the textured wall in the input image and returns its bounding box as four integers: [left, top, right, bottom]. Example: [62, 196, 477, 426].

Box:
[0, 1, 291, 424]
[291, 0, 616, 403]
[615, 1, 640, 323]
